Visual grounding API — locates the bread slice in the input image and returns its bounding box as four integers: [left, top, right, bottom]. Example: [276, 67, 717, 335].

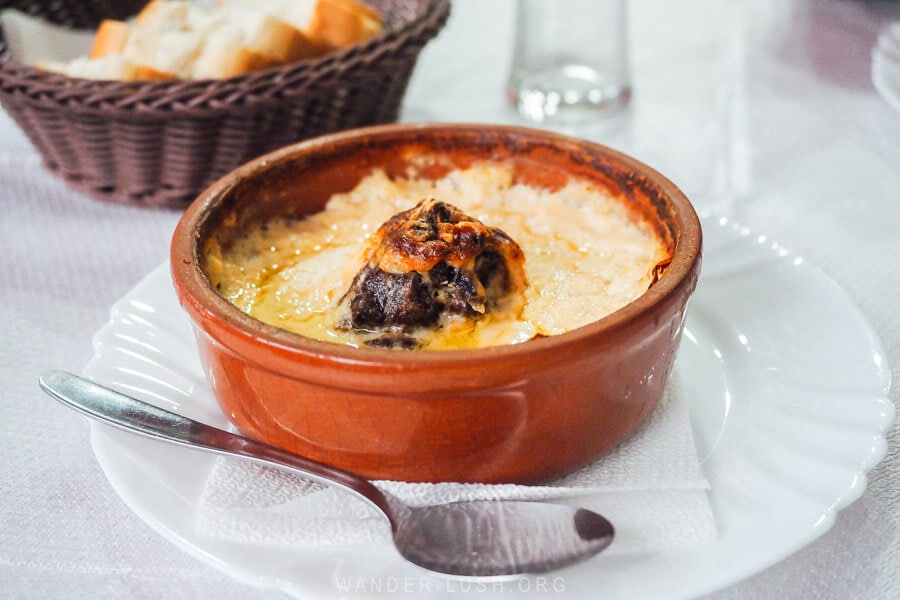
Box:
[218, 0, 381, 48]
[217, 0, 319, 35]
[89, 20, 131, 59]
[41, 0, 381, 81]
[215, 8, 330, 63]
[134, 0, 197, 29]
[131, 0, 328, 78]
[191, 25, 277, 79]
[121, 26, 207, 79]
[38, 55, 176, 81]
[137, 0, 328, 63]
[307, 0, 382, 48]
[90, 2, 208, 77]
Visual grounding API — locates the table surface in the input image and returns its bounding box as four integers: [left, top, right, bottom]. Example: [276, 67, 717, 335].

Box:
[2, 1, 898, 598]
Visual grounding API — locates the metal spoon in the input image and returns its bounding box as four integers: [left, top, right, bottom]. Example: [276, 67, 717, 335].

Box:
[38, 370, 614, 577]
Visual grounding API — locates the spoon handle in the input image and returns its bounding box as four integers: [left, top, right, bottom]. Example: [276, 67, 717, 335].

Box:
[38, 370, 393, 521]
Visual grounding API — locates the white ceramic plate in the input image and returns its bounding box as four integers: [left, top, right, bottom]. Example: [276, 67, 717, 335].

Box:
[83, 214, 894, 599]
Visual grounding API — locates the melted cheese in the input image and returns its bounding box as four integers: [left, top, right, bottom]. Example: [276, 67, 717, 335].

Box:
[206, 165, 669, 349]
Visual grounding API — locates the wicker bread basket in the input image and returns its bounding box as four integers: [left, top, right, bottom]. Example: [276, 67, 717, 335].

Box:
[0, 0, 450, 208]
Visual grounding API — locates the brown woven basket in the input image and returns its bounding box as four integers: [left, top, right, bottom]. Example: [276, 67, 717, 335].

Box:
[0, 0, 450, 208]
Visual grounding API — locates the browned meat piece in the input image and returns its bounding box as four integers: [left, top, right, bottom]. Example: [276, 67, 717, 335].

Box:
[338, 198, 527, 348]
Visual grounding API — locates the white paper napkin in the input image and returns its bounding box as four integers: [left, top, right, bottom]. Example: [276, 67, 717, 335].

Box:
[194, 375, 717, 557]
[0, 10, 93, 66]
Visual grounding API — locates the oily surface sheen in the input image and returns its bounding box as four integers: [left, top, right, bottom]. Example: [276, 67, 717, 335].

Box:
[206, 165, 669, 349]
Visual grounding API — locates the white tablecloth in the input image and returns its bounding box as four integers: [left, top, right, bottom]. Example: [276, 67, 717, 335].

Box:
[2, 1, 898, 598]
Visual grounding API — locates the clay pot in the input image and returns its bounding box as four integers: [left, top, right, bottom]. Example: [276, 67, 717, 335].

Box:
[170, 123, 702, 484]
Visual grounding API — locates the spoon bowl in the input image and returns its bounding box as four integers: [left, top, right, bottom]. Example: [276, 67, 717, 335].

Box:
[38, 370, 614, 577]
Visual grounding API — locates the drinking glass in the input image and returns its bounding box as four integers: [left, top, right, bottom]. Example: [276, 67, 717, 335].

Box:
[507, 0, 631, 124]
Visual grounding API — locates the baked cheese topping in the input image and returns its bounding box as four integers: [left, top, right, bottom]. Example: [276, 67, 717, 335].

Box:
[206, 165, 670, 350]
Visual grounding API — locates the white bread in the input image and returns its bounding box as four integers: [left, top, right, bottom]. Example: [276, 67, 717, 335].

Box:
[37, 55, 176, 81]
[216, 0, 318, 35]
[191, 25, 277, 79]
[135, 0, 327, 64]
[308, 0, 382, 48]
[217, 0, 382, 48]
[37, 0, 382, 81]
[133, 0, 198, 29]
[213, 8, 330, 64]
[88, 19, 130, 59]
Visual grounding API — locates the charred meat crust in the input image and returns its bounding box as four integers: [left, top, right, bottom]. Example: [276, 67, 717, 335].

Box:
[338, 198, 527, 348]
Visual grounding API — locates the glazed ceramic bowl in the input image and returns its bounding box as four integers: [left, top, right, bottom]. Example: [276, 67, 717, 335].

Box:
[170, 123, 702, 484]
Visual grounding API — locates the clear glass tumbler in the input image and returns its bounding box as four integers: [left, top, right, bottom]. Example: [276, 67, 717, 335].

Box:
[507, 0, 631, 124]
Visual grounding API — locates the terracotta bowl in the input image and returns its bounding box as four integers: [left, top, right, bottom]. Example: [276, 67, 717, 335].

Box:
[170, 123, 702, 484]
